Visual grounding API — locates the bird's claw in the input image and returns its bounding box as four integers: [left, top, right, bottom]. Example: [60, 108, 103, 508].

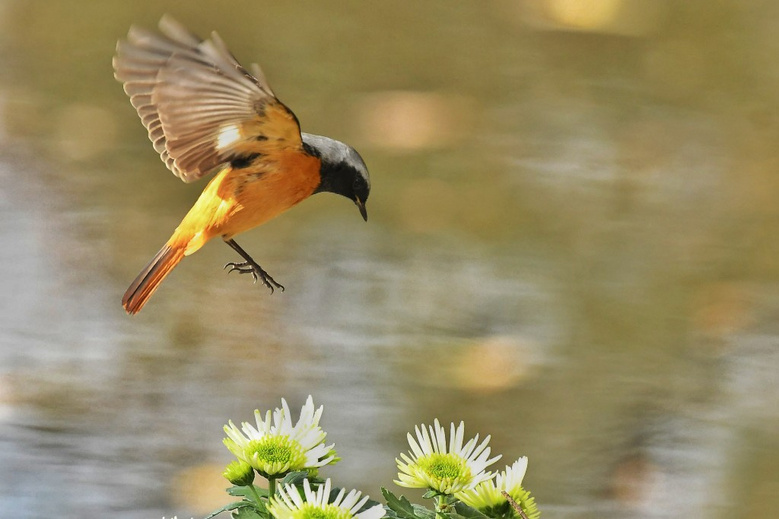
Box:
[224, 261, 285, 293]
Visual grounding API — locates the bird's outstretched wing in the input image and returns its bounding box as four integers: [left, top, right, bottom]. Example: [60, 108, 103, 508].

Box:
[113, 15, 302, 183]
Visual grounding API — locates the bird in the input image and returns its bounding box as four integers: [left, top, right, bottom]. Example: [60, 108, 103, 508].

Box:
[113, 16, 370, 315]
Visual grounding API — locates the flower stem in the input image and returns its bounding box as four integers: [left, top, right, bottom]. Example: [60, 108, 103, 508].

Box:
[268, 475, 277, 498]
[247, 484, 263, 506]
[436, 495, 447, 514]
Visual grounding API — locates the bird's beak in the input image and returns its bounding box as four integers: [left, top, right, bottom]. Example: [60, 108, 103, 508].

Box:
[355, 197, 368, 222]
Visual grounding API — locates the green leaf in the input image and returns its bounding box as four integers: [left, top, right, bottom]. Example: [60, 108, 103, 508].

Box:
[452, 503, 491, 519]
[410, 504, 437, 519]
[280, 471, 311, 487]
[382, 488, 437, 519]
[382, 488, 417, 519]
[231, 505, 265, 519]
[227, 485, 269, 499]
[204, 501, 261, 519]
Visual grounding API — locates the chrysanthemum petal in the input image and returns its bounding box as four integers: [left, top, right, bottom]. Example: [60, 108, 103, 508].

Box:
[432, 420, 447, 454]
[269, 478, 384, 519]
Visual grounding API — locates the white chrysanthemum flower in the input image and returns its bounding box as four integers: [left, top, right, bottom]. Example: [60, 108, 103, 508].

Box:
[223, 396, 336, 476]
[395, 419, 501, 494]
[268, 478, 385, 519]
[456, 457, 528, 509]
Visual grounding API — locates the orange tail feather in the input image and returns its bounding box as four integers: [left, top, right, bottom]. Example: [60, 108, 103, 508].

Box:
[122, 244, 185, 314]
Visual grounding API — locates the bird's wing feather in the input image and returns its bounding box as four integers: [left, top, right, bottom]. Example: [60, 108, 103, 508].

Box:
[113, 15, 302, 183]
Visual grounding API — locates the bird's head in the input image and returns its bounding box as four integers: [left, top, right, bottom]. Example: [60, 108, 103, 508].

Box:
[304, 133, 370, 221]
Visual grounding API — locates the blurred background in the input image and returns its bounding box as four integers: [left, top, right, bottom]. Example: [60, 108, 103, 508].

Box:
[0, 1, 777, 518]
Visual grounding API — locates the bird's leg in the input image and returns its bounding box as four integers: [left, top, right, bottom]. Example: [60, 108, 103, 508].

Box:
[223, 238, 285, 293]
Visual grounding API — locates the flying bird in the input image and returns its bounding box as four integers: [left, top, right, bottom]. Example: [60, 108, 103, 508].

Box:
[113, 16, 370, 314]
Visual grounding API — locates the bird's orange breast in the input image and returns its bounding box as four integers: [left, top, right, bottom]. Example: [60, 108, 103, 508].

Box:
[170, 149, 321, 255]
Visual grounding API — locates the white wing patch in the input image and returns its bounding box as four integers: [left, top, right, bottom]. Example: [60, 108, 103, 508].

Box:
[217, 124, 243, 151]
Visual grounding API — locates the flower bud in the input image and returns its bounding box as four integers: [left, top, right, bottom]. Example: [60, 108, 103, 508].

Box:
[223, 460, 255, 486]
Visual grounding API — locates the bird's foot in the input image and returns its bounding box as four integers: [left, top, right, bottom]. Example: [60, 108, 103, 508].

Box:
[224, 261, 285, 293]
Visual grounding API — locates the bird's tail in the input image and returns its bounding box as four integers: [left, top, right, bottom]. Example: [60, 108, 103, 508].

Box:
[122, 243, 185, 315]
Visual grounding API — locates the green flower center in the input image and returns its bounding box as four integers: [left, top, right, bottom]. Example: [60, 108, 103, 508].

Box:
[296, 503, 353, 519]
[248, 437, 295, 463]
[244, 435, 306, 475]
[417, 453, 471, 482]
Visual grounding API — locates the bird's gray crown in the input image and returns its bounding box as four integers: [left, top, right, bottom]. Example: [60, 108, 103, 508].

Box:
[303, 132, 371, 215]
[302, 132, 370, 189]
